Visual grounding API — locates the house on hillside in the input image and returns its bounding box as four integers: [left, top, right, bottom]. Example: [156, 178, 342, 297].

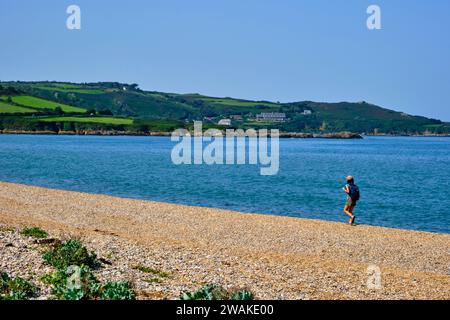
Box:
[218, 119, 231, 126]
[256, 112, 286, 122]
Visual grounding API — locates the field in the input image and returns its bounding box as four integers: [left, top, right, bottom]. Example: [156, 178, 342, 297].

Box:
[39, 116, 133, 125]
[200, 97, 279, 108]
[35, 86, 104, 94]
[35, 82, 104, 94]
[40, 83, 85, 89]
[36, 87, 103, 94]
[0, 101, 35, 113]
[3, 96, 86, 113]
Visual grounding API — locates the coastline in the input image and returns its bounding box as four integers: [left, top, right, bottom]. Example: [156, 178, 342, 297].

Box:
[0, 129, 363, 139]
[0, 181, 449, 299]
[1, 130, 450, 138]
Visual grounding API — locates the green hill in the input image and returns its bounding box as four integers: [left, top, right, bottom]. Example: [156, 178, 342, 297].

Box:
[0, 81, 449, 135]
[0, 95, 85, 113]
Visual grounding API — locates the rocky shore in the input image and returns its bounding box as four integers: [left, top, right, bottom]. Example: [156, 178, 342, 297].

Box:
[0, 181, 448, 300]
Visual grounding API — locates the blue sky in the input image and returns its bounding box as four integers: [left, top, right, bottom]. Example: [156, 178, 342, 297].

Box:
[1, 0, 449, 120]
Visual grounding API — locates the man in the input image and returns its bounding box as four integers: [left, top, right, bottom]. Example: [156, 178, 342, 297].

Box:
[342, 176, 360, 225]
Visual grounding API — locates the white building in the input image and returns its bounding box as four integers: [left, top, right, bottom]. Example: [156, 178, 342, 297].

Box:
[302, 109, 312, 115]
[256, 112, 286, 122]
[218, 119, 231, 126]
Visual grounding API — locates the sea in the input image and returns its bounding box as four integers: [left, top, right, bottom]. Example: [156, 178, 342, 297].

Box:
[0, 134, 448, 233]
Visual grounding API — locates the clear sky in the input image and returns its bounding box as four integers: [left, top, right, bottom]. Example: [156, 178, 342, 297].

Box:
[1, 0, 449, 120]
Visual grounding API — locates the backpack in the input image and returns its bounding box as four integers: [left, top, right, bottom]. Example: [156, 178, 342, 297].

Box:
[348, 184, 360, 201]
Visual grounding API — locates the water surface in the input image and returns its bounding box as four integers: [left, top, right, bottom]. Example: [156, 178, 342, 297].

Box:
[0, 135, 448, 233]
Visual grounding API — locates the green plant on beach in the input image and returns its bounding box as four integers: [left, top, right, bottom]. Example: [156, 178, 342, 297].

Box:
[131, 265, 170, 278]
[0, 271, 38, 300]
[40, 239, 136, 300]
[101, 281, 135, 300]
[181, 284, 228, 300]
[21, 227, 48, 239]
[41, 266, 135, 300]
[42, 239, 100, 270]
[181, 284, 254, 301]
[132, 264, 171, 284]
[41, 266, 101, 300]
[230, 289, 254, 300]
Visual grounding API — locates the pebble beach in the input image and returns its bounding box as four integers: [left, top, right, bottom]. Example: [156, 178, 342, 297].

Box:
[0, 181, 449, 300]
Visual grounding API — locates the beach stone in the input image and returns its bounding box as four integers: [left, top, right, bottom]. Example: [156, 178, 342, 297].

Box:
[0, 181, 449, 300]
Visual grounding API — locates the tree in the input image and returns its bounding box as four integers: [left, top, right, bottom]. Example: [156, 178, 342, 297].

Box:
[55, 106, 64, 115]
[7, 86, 20, 95]
[7, 96, 13, 103]
[63, 122, 75, 132]
[98, 109, 113, 116]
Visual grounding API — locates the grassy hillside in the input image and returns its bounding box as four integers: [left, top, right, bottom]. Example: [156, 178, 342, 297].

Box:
[39, 116, 133, 125]
[0, 81, 448, 135]
[0, 101, 35, 114]
[0, 96, 85, 113]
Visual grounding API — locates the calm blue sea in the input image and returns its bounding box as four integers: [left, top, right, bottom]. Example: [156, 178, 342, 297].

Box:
[0, 134, 449, 233]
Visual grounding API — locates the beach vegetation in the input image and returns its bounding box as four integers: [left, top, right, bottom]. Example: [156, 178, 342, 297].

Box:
[41, 239, 135, 300]
[132, 265, 171, 284]
[131, 265, 170, 278]
[230, 289, 254, 300]
[42, 239, 100, 270]
[181, 284, 254, 301]
[21, 227, 48, 239]
[0, 271, 38, 300]
[181, 284, 228, 300]
[101, 281, 135, 300]
[41, 266, 100, 300]
[41, 267, 135, 300]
